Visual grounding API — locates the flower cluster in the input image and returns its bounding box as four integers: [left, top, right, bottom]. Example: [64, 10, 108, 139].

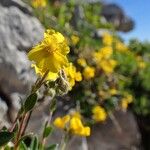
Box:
[92, 106, 107, 122]
[121, 94, 133, 110]
[53, 112, 90, 137]
[71, 35, 80, 46]
[64, 63, 82, 90]
[93, 45, 117, 75]
[102, 32, 113, 46]
[136, 56, 146, 69]
[83, 66, 95, 80]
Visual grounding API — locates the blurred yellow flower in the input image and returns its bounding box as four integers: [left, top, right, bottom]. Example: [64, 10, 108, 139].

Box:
[31, 0, 47, 8]
[53, 115, 70, 129]
[94, 46, 113, 61]
[71, 35, 80, 45]
[100, 59, 117, 75]
[126, 94, 133, 103]
[93, 46, 117, 75]
[92, 106, 107, 122]
[54, 114, 90, 136]
[77, 58, 87, 67]
[136, 56, 146, 69]
[102, 32, 113, 46]
[28, 29, 69, 75]
[138, 61, 146, 69]
[71, 111, 82, 119]
[70, 117, 90, 136]
[64, 63, 82, 89]
[109, 88, 118, 95]
[83, 66, 95, 79]
[115, 41, 128, 52]
[121, 94, 133, 110]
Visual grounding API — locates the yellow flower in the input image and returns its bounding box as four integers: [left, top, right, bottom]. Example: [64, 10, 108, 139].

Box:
[31, 0, 47, 8]
[70, 117, 90, 136]
[126, 94, 133, 103]
[71, 35, 80, 45]
[121, 100, 128, 110]
[92, 106, 107, 122]
[102, 32, 113, 46]
[31, 64, 58, 81]
[83, 66, 95, 79]
[94, 46, 113, 61]
[100, 59, 117, 74]
[75, 72, 82, 82]
[136, 56, 146, 69]
[75, 126, 90, 136]
[64, 63, 82, 89]
[77, 58, 87, 67]
[82, 127, 90, 136]
[54, 113, 90, 137]
[115, 41, 128, 52]
[121, 94, 133, 110]
[70, 117, 83, 131]
[138, 61, 146, 69]
[109, 88, 118, 95]
[71, 111, 82, 119]
[28, 29, 69, 75]
[53, 115, 70, 129]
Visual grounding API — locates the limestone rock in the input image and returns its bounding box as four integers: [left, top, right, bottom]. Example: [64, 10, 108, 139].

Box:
[0, 0, 44, 124]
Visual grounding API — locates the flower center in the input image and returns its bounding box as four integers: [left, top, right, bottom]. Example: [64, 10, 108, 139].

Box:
[45, 45, 57, 54]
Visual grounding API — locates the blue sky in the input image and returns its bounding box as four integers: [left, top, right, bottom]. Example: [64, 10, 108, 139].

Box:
[107, 0, 150, 41]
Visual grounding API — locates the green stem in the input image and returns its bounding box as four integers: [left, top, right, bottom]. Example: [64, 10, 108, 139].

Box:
[32, 70, 49, 93]
[42, 98, 56, 146]
[42, 111, 53, 146]
[60, 132, 69, 150]
[14, 113, 26, 149]
[13, 70, 49, 149]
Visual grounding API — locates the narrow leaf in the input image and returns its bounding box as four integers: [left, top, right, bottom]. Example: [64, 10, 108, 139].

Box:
[30, 136, 39, 150]
[43, 126, 53, 138]
[19, 141, 28, 150]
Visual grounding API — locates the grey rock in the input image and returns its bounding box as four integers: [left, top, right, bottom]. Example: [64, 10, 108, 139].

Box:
[101, 3, 134, 32]
[87, 111, 141, 150]
[0, 0, 44, 124]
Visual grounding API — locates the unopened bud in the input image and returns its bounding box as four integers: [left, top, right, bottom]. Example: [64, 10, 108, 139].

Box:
[56, 70, 69, 95]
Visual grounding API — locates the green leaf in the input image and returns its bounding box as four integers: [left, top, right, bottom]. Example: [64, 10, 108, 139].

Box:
[24, 93, 38, 112]
[30, 136, 39, 150]
[18, 133, 33, 144]
[19, 141, 28, 150]
[43, 126, 53, 138]
[0, 131, 14, 147]
[46, 144, 58, 150]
